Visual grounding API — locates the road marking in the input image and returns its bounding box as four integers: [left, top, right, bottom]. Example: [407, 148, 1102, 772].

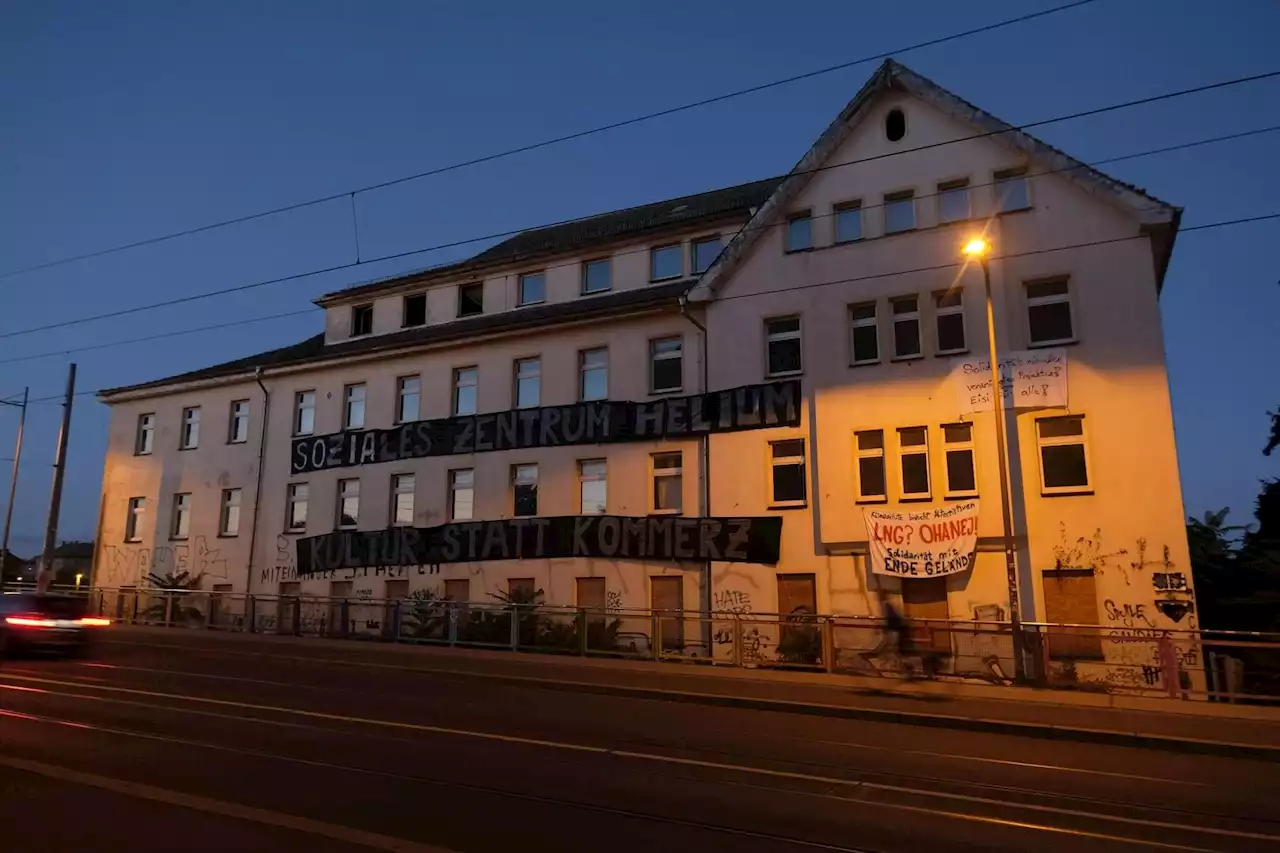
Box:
[100, 636, 1280, 756]
[2, 670, 1275, 844]
[0, 704, 1213, 852]
[0, 753, 457, 853]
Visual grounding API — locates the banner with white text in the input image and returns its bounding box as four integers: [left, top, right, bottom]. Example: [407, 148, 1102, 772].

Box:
[864, 502, 980, 578]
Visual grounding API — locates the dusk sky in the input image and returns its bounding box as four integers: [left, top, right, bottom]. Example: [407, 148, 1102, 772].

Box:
[2, 0, 1277, 557]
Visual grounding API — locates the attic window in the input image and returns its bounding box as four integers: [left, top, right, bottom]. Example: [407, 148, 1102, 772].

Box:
[351, 303, 373, 337]
[403, 293, 426, 327]
[885, 108, 906, 142]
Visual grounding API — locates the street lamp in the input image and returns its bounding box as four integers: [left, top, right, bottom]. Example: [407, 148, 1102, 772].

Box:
[962, 239, 1025, 681]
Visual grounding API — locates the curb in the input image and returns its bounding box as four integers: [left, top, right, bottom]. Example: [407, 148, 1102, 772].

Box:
[107, 630, 1280, 762]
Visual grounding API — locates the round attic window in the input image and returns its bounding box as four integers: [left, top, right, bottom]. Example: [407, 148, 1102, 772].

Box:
[885, 108, 906, 142]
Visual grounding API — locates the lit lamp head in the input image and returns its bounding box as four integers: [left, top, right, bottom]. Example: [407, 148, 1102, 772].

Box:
[962, 238, 989, 259]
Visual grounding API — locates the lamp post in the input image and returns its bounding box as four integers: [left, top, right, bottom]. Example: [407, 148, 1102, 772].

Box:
[962, 239, 1025, 681]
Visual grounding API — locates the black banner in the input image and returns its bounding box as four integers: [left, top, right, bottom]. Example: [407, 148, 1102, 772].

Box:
[295, 515, 783, 576]
[290, 380, 800, 474]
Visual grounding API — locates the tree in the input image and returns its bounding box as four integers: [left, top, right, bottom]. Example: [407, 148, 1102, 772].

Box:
[140, 570, 206, 624]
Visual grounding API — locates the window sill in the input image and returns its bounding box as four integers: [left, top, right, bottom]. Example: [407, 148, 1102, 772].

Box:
[283, 529, 305, 536]
[401, 321, 427, 329]
[216, 532, 240, 539]
[848, 359, 881, 369]
[517, 301, 546, 309]
[936, 349, 969, 358]
[650, 275, 683, 284]
[580, 288, 613, 297]
[899, 495, 933, 503]
[1042, 488, 1094, 498]
[783, 246, 814, 255]
[834, 237, 865, 246]
[649, 509, 683, 516]
[855, 497, 888, 505]
[178, 446, 197, 452]
[134, 452, 152, 457]
[124, 539, 142, 544]
[650, 387, 685, 396]
[169, 536, 189, 543]
[1028, 338, 1078, 349]
[768, 503, 808, 511]
[227, 440, 248, 446]
[996, 205, 1033, 217]
[944, 493, 979, 501]
[457, 312, 484, 320]
[884, 227, 917, 236]
[766, 370, 803, 380]
[890, 354, 923, 363]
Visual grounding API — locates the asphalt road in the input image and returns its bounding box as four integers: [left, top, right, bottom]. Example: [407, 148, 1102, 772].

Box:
[0, 631, 1277, 853]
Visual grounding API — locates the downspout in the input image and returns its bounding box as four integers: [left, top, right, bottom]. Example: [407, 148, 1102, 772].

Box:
[678, 296, 713, 650]
[244, 368, 271, 594]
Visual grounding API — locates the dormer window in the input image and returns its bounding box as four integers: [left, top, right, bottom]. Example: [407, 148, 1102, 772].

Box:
[351, 303, 373, 337]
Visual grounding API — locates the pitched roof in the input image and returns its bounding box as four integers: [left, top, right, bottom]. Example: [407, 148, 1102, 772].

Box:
[100, 280, 693, 398]
[696, 59, 1181, 299]
[317, 178, 781, 305]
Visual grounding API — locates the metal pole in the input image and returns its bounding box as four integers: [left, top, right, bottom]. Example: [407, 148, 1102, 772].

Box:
[1, 387, 28, 579]
[980, 262, 1025, 681]
[37, 364, 76, 593]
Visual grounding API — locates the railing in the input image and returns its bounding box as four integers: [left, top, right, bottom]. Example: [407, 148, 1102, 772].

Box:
[12, 585, 1280, 704]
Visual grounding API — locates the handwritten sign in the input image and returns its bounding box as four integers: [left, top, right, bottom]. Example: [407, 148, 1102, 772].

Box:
[864, 502, 980, 577]
[951, 349, 1067, 414]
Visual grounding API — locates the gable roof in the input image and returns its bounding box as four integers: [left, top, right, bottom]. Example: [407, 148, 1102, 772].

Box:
[695, 59, 1181, 299]
[316, 178, 780, 306]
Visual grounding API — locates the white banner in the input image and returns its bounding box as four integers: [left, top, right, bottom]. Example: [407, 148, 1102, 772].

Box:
[864, 502, 980, 578]
[952, 348, 1068, 415]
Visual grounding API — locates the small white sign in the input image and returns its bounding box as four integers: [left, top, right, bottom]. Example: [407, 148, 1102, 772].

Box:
[952, 348, 1068, 415]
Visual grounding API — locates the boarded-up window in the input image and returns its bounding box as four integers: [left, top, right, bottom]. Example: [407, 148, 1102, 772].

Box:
[445, 578, 471, 627]
[777, 574, 816, 617]
[279, 582, 301, 597]
[576, 577, 607, 624]
[507, 577, 537, 603]
[651, 576, 683, 651]
[777, 574, 818, 660]
[901, 577, 951, 654]
[385, 580, 409, 599]
[1042, 569, 1104, 659]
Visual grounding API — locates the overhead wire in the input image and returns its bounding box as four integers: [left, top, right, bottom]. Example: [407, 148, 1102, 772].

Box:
[0, 0, 1105, 281]
[1, 68, 1277, 344]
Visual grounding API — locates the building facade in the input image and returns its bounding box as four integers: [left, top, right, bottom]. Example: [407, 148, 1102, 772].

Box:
[94, 62, 1198, 686]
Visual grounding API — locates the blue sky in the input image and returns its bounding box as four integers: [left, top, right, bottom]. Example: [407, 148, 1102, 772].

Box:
[2, 0, 1277, 556]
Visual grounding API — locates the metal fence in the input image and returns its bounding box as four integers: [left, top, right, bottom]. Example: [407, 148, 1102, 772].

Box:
[10, 585, 1279, 704]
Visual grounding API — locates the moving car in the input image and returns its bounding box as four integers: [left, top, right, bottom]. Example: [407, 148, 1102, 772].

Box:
[0, 592, 108, 658]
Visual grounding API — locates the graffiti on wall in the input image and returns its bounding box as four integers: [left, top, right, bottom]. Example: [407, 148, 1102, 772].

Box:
[100, 536, 227, 587]
[713, 589, 752, 614]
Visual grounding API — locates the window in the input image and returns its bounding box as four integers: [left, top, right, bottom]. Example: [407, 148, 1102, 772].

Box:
[337, 479, 360, 528]
[849, 303, 879, 365]
[785, 212, 812, 252]
[576, 577, 607, 621]
[650, 244, 682, 281]
[518, 272, 545, 306]
[943, 423, 977, 497]
[885, 108, 906, 142]
[835, 201, 863, 243]
[582, 258, 611, 294]
[692, 236, 721, 274]
[135, 413, 155, 455]
[458, 282, 484, 317]
[286, 484, 308, 531]
[391, 474, 415, 526]
[884, 190, 916, 233]
[1043, 569, 1103, 659]
[891, 296, 921, 359]
[228, 399, 250, 444]
[765, 316, 802, 376]
[937, 178, 971, 223]
[898, 427, 931, 500]
[579, 459, 607, 515]
[180, 406, 200, 449]
[902, 576, 951, 654]
[1037, 416, 1091, 494]
[1026, 278, 1075, 345]
[579, 347, 608, 401]
[769, 439, 807, 507]
[220, 488, 242, 537]
[396, 376, 420, 424]
[652, 452, 682, 513]
[343, 383, 366, 430]
[449, 469, 474, 521]
[171, 493, 191, 540]
[995, 167, 1030, 212]
[508, 577, 536, 601]
[855, 430, 886, 502]
[649, 337, 683, 393]
[514, 358, 540, 409]
[351, 303, 373, 337]
[934, 290, 967, 354]
[453, 367, 477, 416]
[512, 464, 538, 517]
[124, 497, 146, 542]
[403, 293, 427, 327]
[294, 391, 315, 437]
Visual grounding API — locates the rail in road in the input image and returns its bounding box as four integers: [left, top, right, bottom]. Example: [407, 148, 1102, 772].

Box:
[1, 630, 1279, 852]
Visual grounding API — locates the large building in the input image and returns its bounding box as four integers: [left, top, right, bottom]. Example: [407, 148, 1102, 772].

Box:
[93, 61, 1198, 686]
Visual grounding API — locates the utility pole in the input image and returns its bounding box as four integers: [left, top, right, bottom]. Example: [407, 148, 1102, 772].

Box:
[1, 387, 28, 584]
[37, 365, 76, 593]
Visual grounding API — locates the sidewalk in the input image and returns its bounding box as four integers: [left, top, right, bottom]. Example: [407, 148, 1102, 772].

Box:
[108, 625, 1280, 760]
